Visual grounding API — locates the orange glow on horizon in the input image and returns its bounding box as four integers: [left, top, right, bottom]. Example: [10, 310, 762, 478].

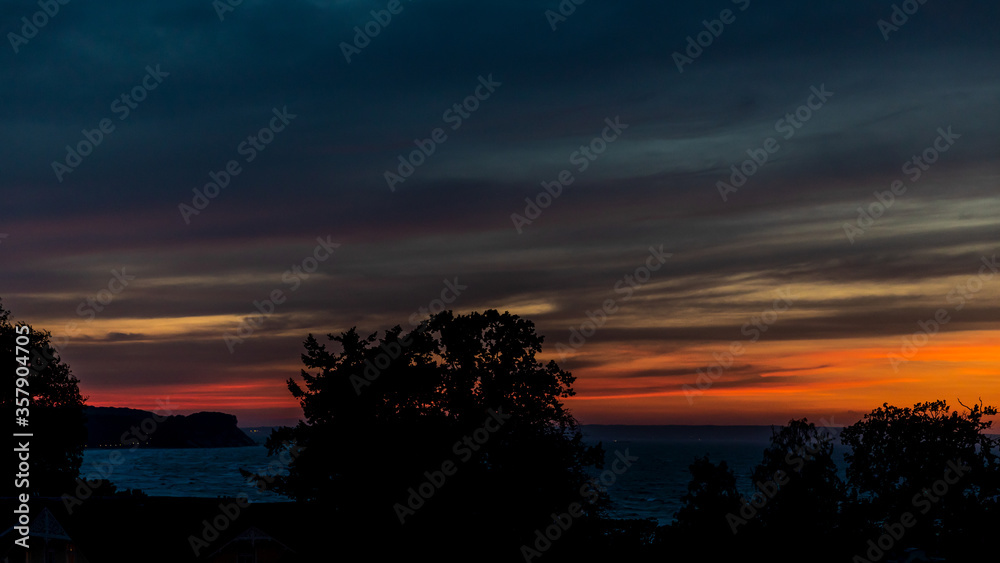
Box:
[70, 329, 1000, 428]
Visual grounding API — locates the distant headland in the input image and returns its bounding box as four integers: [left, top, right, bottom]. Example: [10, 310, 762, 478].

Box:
[84, 406, 256, 448]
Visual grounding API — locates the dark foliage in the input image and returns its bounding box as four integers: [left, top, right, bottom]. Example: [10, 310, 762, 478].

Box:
[669, 401, 999, 562]
[243, 309, 608, 559]
[1, 300, 87, 497]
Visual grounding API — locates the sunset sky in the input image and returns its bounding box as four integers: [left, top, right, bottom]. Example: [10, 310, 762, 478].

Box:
[2, 0, 997, 427]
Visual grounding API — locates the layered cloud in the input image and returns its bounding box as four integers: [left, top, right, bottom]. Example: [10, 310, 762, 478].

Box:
[1, 0, 997, 425]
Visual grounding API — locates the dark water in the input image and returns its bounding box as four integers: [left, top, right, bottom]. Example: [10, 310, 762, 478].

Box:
[580, 425, 849, 524]
[81, 425, 850, 523]
[80, 445, 293, 503]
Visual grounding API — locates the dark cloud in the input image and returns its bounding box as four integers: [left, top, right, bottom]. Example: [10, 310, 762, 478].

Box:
[2, 0, 998, 424]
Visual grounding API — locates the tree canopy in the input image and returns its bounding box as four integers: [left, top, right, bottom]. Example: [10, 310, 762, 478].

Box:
[245, 309, 606, 545]
[839, 399, 999, 556]
[1, 299, 87, 497]
[670, 401, 999, 562]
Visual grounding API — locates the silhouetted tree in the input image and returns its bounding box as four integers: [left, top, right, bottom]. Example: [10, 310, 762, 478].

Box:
[244, 310, 606, 559]
[669, 455, 744, 556]
[1, 299, 87, 497]
[746, 419, 845, 552]
[840, 400, 1000, 558]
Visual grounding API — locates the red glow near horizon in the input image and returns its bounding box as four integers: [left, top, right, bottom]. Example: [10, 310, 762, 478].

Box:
[74, 330, 1000, 428]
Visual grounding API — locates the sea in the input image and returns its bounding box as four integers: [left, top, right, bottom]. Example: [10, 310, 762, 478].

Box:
[80, 425, 851, 525]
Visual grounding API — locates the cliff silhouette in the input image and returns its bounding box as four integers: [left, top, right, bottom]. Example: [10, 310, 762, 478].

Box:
[84, 406, 256, 448]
